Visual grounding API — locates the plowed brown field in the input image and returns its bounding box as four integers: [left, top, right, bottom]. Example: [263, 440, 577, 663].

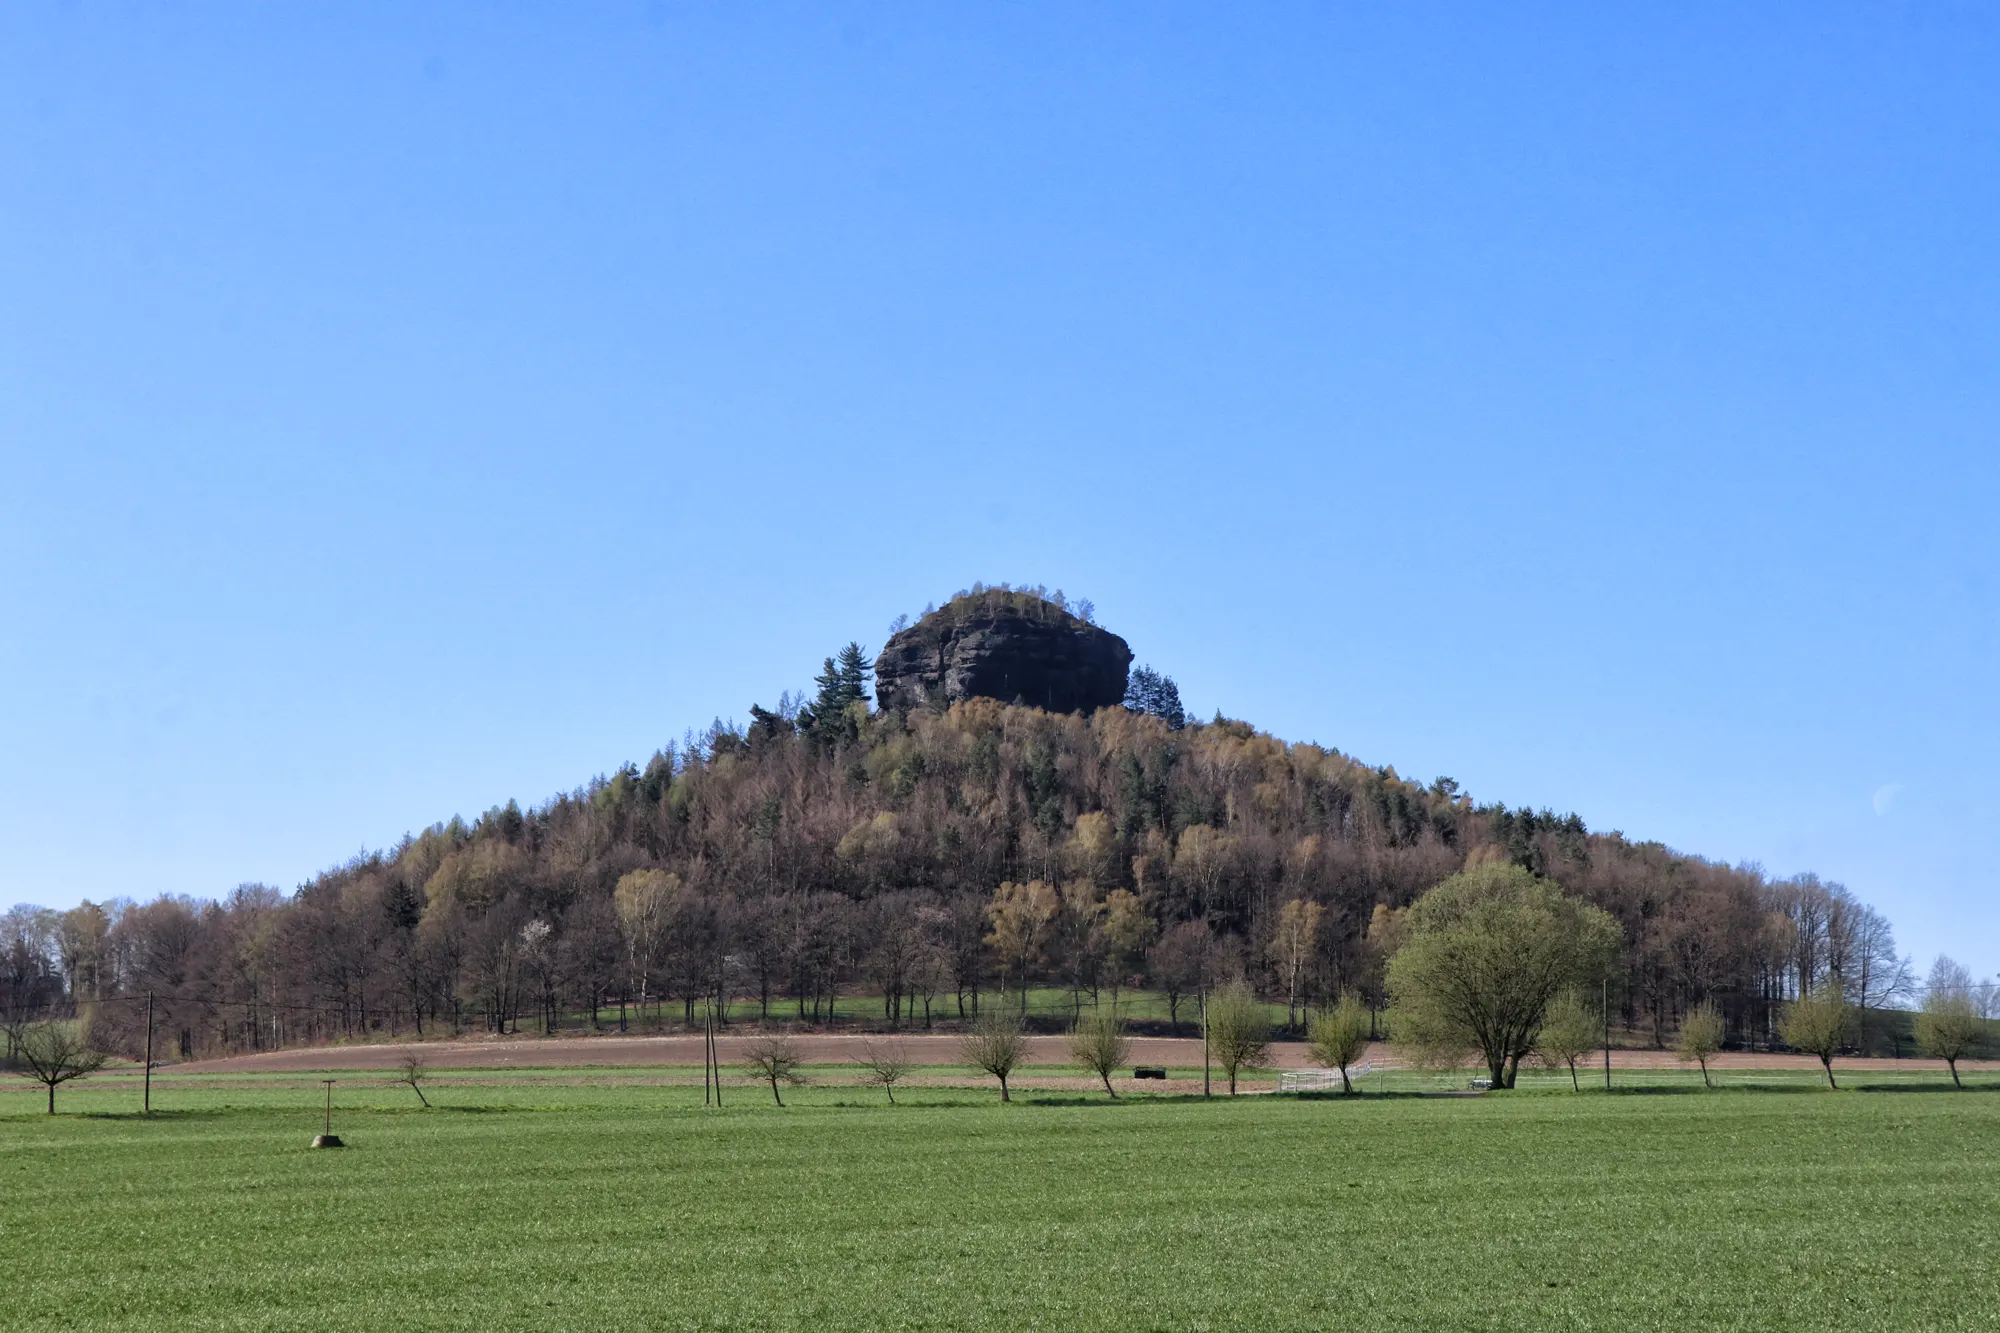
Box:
[170, 1033, 1994, 1077]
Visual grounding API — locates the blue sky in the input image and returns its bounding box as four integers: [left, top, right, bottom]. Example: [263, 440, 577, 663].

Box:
[3, 4, 1995, 978]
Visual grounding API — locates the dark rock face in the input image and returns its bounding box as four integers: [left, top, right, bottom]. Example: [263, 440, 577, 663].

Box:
[874, 601, 1133, 715]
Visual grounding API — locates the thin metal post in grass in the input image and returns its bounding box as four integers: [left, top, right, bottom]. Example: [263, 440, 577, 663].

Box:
[1201, 990, 1211, 1098]
[704, 1005, 724, 1108]
[313, 1079, 344, 1148]
[143, 989, 155, 1116]
[1602, 979, 1611, 1091]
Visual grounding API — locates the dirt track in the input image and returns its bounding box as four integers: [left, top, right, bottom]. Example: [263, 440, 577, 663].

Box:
[170, 1034, 1995, 1077]
[175, 1034, 1306, 1074]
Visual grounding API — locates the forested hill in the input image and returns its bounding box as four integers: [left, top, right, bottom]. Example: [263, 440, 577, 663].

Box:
[8, 593, 1908, 1062]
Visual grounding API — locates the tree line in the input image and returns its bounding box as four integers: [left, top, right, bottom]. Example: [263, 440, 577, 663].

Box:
[0, 617, 1955, 1067]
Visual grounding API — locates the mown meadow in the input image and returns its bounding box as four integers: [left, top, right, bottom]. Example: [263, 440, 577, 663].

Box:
[4, 1068, 1996, 1332]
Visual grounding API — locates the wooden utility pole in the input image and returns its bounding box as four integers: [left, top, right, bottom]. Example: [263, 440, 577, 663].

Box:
[143, 989, 155, 1116]
[703, 1010, 713, 1106]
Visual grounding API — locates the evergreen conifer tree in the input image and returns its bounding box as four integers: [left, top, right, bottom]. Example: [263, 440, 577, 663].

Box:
[798, 642, 872, 744]
[1123, 665, 1186, 730]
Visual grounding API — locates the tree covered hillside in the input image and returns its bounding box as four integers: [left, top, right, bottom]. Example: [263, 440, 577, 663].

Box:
[5, 597, 1909, 1061]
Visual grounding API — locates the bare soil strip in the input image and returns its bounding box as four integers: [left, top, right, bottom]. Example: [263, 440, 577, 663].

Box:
[168, 1034, 1994, 1077]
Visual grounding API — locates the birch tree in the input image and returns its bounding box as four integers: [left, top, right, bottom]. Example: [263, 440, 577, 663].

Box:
[1269, 898, 1323, 1035]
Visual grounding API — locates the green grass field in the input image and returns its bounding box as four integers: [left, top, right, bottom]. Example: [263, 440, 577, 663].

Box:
[5, 1067, 1997, 1331]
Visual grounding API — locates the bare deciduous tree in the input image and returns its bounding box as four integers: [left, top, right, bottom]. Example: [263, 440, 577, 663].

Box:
[1172, 825, 1238, 923]
[859, 1038, 911, 1104]
[742, 1034, 807, 1106]
[7, 1020, 107, 1113]
[1068, 1009, 1130, 1098]
[959, 1006, 1027, 1102]
[398, 1050, 432, 1107]
[1307, 992, 1370, 1094]
[1675, 1000, 1725, 1089]
[1099, 889, 1155, 1012]
[1148, 920, 1212, 1035]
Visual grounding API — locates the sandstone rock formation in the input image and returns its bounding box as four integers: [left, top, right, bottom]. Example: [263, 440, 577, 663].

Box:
[874, 592, 1132, 715]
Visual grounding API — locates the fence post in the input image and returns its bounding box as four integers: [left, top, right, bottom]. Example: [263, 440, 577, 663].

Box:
[144, 990, 155, 1116]
[1602, 979, 1611, 1091]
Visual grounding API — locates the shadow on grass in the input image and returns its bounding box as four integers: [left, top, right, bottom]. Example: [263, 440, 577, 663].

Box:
[74, 1107, 245, 1122]
[1022, 1090, 1462, 1106]
[58, 1102, 541, 1123]
[353, 1103, 515, 1114]
[1599, 1084, 1828, 1097]
[1276, 1083, 1983, 1100]
[1284, 1089, 1461, 1102]
[1572, 1081, 1995, 1097]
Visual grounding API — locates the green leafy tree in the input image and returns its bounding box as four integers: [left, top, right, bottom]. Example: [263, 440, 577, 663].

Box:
[1914, 957, 1981, 1088]
[1306, 992, 1371, 1093]
[1535, 987, 1601, 1091]
[1675, 1000, 1725, 1089]
[1204, 982, 1269, 1095]
[1778, 983, 1852, 1089]
[1386, 863, 1622, 1088]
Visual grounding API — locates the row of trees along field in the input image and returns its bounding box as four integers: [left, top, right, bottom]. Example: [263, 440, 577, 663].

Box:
[0, 622, 1959, 1065]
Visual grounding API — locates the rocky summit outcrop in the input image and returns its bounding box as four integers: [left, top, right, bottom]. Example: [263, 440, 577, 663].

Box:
[874, 591, 1133, 715]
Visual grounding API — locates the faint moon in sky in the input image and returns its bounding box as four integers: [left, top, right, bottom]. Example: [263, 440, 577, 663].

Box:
[1872, 784, 1903, 816]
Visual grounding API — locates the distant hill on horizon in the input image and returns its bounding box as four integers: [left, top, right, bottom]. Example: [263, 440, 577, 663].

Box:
[8, 590, 1911, 1064]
